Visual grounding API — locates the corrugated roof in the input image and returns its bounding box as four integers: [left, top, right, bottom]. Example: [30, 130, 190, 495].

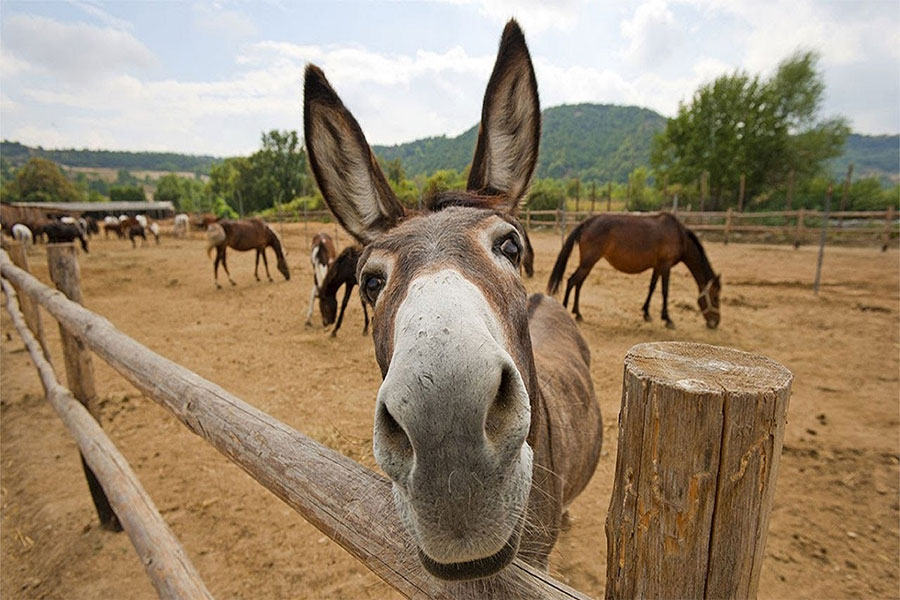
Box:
[9, 201, 175, 213]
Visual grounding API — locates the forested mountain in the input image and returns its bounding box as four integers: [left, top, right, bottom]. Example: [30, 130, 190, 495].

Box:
[373, 103, 667, 183]
[829, 134, 899, 184]
[0, 140, 221, 174]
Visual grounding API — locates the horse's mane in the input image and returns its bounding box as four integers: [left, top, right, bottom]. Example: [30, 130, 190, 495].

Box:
[684, 227, 714, 279]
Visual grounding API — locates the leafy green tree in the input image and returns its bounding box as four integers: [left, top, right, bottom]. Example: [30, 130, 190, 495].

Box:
[109, 185, 146, 202]
[652, 51, 849, 209]
[7, 157, 82, 203]
[526, 178, 565, 211]
[422, 169, 466, 199]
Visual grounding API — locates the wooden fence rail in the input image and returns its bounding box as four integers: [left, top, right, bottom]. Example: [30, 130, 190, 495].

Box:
[0, 276, 213, 600]
[0, 249, 585, 600]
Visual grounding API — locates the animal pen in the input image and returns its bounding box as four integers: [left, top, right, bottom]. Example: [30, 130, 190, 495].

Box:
[1, 241, 793, 599]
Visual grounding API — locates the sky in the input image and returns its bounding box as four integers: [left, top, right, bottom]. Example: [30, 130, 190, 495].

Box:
[1, 0, 898, 157]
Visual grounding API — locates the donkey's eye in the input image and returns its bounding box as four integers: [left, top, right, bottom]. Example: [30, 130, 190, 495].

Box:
[362, 274, 385, 304]
[496, 235, 521, 265]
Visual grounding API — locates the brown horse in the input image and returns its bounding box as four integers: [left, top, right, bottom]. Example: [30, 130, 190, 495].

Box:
[205, 218, 290, 288]
[547, 212, 721, 328]
[304, 19, 602, 581]
[305, 232, 337, 326]
[317, 245, 369, 337]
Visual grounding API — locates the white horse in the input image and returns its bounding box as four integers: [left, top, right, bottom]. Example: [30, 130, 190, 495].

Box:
[173, 213, 189, 238]
[12, 224, 33, 248]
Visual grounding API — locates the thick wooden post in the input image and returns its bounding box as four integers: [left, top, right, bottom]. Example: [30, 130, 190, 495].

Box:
[839, 163, 854, 228]
[794, 208, 805, 248]
[6, 242, 50, 361]
[46, 244, 121, 532]
[883, 205, 895, 252]
[814, 185, 833, 295]
[724, 208, 733, 244]
[737, 173, 746, 212]
[606, 342, 792, 600]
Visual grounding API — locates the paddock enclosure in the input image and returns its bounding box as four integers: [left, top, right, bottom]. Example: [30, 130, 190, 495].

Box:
[1, 223, 898, 598]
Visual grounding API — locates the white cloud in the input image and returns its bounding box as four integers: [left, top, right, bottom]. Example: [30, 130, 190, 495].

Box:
[192, 3, 258, 39]
[70, 1, 135, 31]
[0, 14, 156, 83]
[620, 0, 684, 68]
[440, 0, 589, 34]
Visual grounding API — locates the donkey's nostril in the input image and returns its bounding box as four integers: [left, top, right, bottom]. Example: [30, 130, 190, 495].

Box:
[376, 401, 413, 459]
[484, 365, 520, 444]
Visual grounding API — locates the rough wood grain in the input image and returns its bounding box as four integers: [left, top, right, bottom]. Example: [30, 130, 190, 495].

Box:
[1, 277, 214, 600]
[0, 251, 588, 600]
[605, 342, 792, 600]
[5, 242, 50, 360]
[45, 243, 121, 531]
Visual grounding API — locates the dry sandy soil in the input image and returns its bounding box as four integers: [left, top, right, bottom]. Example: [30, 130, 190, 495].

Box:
[1, 223, 898, 599]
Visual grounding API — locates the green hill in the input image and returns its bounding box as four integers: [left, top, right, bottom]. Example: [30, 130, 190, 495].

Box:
[373, 103, 668, 183]
[829, 134, 899, 185]
[0, 140, 221, 174]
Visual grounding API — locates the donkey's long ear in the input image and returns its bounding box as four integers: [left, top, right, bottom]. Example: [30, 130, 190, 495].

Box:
[467, 20, 541, 209]
[304, 65, 404, 245]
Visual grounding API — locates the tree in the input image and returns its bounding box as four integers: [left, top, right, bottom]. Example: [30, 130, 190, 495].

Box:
[651, 51, 849, 209]
[109, 185, 146, 202]
[7, 157, 82, 203]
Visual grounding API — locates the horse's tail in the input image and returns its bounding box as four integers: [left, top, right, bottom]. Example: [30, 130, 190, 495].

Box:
[547, 219, 589, 295]
[206, 223, 226, 258]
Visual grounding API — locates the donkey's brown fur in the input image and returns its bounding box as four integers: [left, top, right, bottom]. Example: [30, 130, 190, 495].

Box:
[304, 19, 601, 581]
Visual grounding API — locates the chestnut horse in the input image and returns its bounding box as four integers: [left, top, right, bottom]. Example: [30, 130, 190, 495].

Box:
[206, 218, 290, 288]
[304, 19, 602, 581]
[317, 245, 369, 337]
[547, 212, 721, 328]
[305, 232, 336, 326]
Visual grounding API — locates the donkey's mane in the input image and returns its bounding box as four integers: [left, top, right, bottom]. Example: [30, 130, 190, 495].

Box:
[426, 190, 510, 213]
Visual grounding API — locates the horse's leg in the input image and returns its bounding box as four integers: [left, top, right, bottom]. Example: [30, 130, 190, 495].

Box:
[361, 298, 369, 335]
[214, 250, 222, 289]
[568, 263, 594, 321]
[254, 250, 261, 281]
[221, 248, 236, 286]
[661, 268, 675, 329]
[331, 283, 354, 338]
[642, 270, 660, 322]
[261, 248, 273, 282]
[305, 282, 318, 326]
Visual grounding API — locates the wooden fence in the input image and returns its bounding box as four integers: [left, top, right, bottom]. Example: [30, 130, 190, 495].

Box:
[1, 242, 793, 599]
[520, 208, 897, 248]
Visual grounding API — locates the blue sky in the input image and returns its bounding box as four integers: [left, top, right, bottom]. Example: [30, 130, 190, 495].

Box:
[1, 1, 897, 157]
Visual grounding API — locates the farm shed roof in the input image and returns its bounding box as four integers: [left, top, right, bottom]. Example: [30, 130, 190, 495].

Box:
[9, 201, 175, 216]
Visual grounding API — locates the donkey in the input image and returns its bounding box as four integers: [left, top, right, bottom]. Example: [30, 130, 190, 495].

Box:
[205, 218, 290, 288]
[305, 232, 337, 326]
[317, 245, 369, 337]
[547, 213, 722, 328]
[304, 19, 602, 580]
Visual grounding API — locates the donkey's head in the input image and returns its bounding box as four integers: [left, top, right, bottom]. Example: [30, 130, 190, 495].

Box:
[305, 20, 541, 580]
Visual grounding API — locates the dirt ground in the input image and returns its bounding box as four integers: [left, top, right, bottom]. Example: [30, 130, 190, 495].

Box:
[1, 222, 898, 599]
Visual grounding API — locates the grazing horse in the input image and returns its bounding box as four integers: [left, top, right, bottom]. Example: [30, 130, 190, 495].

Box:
[173, 213, 190, 238]
[205, 218, 290, 288]
[12, 223, 33, 248]
[43, 221, 89, 252]
[547, 213, 722, 328]
[84, 216, 100, 237]
[304, 19, 602, 580]
[305, 232, 337, 326]
[148, 222, 160, 244]
[121, 217, 146, 248]
[317, 245, 369, 337]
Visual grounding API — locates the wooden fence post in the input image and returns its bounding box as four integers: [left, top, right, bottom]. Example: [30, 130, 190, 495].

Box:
[724, 208, 733, 244]
[605, 342, 792, 600]
[607, 181, 612, 212]
[785, 170, 794, 211]
[700, 172, 708, 213]
[737, 173, 746, 212]
[794, 208, 805, 248]
[883, 205, 895, 252]
[46, 243, 121, 532]
[526, 208, 532, 230]
[839, 163, 854, 228]
[6, 242, 50, 361]
[814, 185, 833, 295]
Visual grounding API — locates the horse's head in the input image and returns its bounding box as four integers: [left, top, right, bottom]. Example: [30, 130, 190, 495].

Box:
[305, 19, 541, 580]
[277, 257, 290, 281]
[319, 293, 337, 327]
[699, 273, 721, 328]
